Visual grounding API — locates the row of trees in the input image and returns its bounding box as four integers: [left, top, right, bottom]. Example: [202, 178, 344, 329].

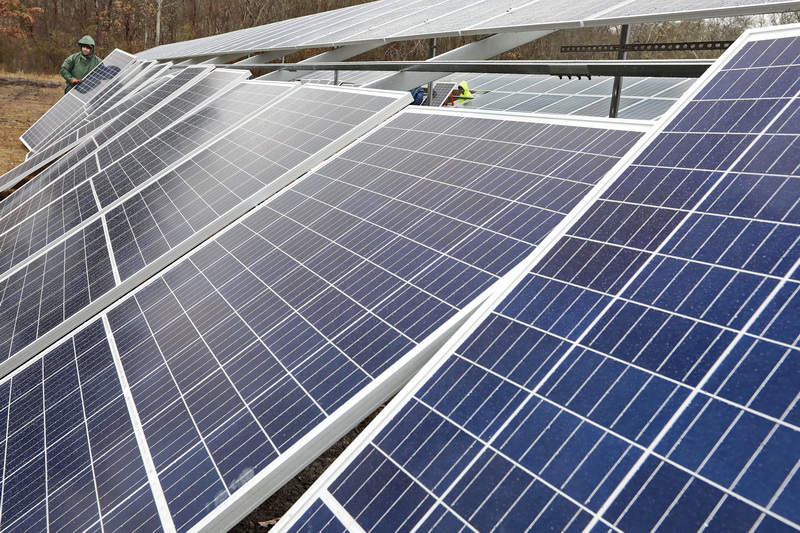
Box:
[0, 0, 797, 74]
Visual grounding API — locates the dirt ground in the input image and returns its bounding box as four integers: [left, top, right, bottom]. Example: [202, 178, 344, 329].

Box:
[1, 72, 380, 531]
[0, 74, 63, 176]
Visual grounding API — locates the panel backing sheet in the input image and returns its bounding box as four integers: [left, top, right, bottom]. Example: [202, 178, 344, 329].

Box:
[0, 106, 645, 532]
[273, 24, 800, 533]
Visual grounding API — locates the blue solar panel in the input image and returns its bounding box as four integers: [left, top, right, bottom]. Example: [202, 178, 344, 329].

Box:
[0, 109, 647, 531]
[0, 67, 213, 227]
[0, 318, 163, 532]
[272, 26, 800, 533]
[98, 110, 640, 531]
[0, 74, 265, 274]
[105, 84, 412, 282]
[0, 220, 115, 374]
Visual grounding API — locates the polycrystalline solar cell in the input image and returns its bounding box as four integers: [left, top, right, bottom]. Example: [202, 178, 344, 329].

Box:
[77, 64, 173, 133]
[320, 0, 459, 44]
[20, 93, 85, 152]
[452, 73, 689, 120]
[278, 0, 411, 48]
[0, 318, 163, 532]
[0, 180, 100, 273]
[0, 156, 100, 236]
[1, 73, 174, 207]
[134, 0, 800, 61]
[88, 69, 191, 147]
[618, 96, 677, 120]
[290, 499, 348, 532]
[0, 64, 162, 189]
[276, 28, 800, 533]
[0, 220, 115, 366]
[382, 0, 524, 37]
[89, 60, 162, 108]
[0, 69, 206, 228]
[106, 85, 410, 281]
[97, 110, 642, 531]
[94, 69, 248, 169]
[598, 0, 794, 19]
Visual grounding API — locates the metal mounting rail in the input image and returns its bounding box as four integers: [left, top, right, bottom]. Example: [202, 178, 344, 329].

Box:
[208, 60, 713, 78]
[562, 40, 734, 54]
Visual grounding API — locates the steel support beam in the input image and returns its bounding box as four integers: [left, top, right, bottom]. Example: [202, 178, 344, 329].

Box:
[219, 59, 712, 78]
[254, 43, 384, 81]
[363, 30, 554, 91]
[609, 24, 629, 119]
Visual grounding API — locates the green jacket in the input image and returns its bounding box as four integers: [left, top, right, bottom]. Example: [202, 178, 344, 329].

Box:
[60, 50, 102, 93]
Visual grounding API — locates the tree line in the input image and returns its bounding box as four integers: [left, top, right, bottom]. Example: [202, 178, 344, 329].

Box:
[1, 0, 797, 75]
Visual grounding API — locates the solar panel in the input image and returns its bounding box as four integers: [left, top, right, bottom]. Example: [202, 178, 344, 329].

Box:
[21, 50, 136, 151]
[0, 105, 646, 531]
[452, 73, 691, 120]
[0, 318, 165, 532]
[0, 83, 411, 386]
[0, 64, 175, 193]
[272, 24, 800, 533]
[30, 60, 178, 156]
[429, 82, 456, 107]
[135, 0, 800, 62]
[0, 69, 244, 272]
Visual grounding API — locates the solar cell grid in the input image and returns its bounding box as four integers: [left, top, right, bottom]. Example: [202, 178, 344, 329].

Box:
[429, 82, 456, 107]
[20, 94, 84, 152]
[0, 68, 207, 228]
[0, 220, 115, 370]
[0, 132, 80, 192]
[92, 81, 294, 208]
[0, 73, 256, 276]
[450, 73, 688, 119]
[0, 157, 100, 235]
[319, 0, 461, 44]
[77, 60, 150, 119]
[0, 318, 164, 532]
[273, 25, 800, 533]
[104, 85, 410, 282]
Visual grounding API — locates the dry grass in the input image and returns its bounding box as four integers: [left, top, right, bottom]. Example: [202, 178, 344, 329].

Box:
[0, 74, 63, 176]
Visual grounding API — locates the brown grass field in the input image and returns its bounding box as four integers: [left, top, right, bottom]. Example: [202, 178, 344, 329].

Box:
[0, 73, 62, 177]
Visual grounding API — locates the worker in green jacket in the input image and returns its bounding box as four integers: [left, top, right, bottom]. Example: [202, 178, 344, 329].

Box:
[60, 35, 102, 94]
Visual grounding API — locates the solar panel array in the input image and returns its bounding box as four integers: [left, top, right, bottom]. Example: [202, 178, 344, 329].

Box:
[21, 50, 137, 152]
[136, 0, 800, 62]
[3, 61, 648, 530]
[8, 4, 800, 531]
[273, 24, 800, 533]
[0, 62, 174, 192]
[450, 74, 694, 119]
